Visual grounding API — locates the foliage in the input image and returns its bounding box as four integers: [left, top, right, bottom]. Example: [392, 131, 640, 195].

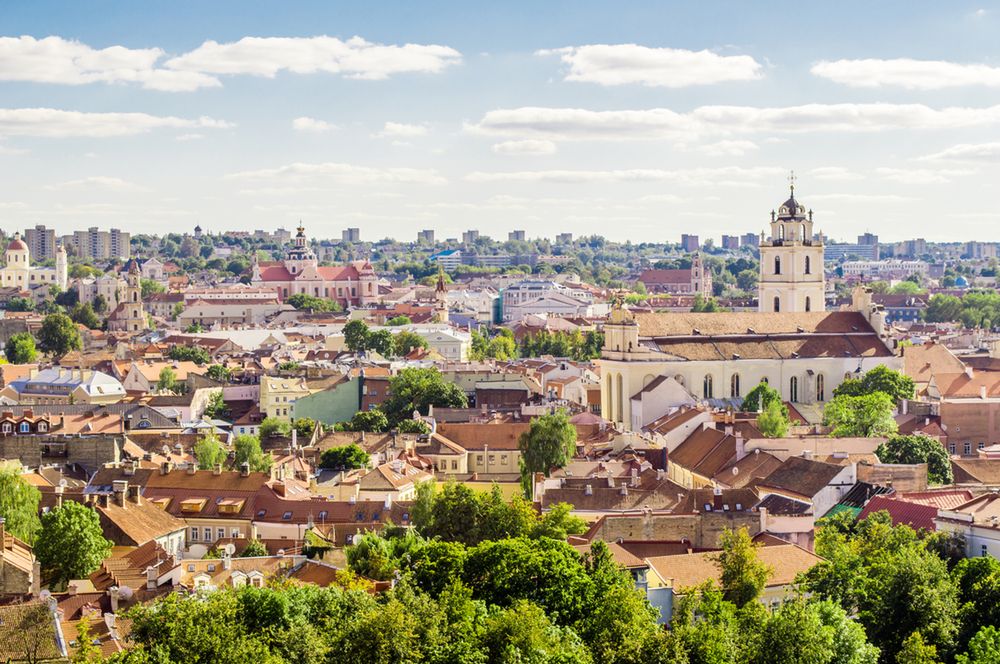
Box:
[833, 365, 915, 402]
[691, 293, 724, 312]
[397, 418, 431, 434]
[518, 410, 578, 491]
[168, 344, 211, 365]
[471, 328, 518, 361]
[741, 381, 784, 414]
[5, 331, 37, 364]
[203, 391, 229, 420]
[286, 292, 342, 312]
[293, 416, 317, 438]
[233, 433, 272, 472]
[156, 366, 178, 392]
[367, 328, 395, 356]
[5, 296, 34, 312]
[38, 312, 83, 356]
[716, 527, 772, 607]
[319, 444, 370, 470]
[35, 501, 112, 587]
[0, 465, 42, 543]
[896, 632, 941, 664]
[925, 291, 1000, 329]
[343, 409, 389, 433]
[876, 435, 953, 485]
[520, 329, 603, 361]
[72, 615, 105, 664]
[386, 315, 412, 326]
[382, 367, 468, 425]
[69, 302, 101, 329]
[194, 433, 228, 469]
[240, 539, 268, 557]
[823, 392, 899, 438]
[392, 329, 428, 357]
[259, 417, 292, 438]
[342, 319, 370, 352]
[757, 398, 790, 438]
[140, 278, 165, 298]
[205, 363, 232, 382]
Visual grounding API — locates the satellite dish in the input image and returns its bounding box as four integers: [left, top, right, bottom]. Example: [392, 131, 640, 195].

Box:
[59, 479, 68, 488]
[732, 467, 739, 476]
[39, 589, 51, 600]
[119, 586, 134, 600]
[223, 543, 236, 556]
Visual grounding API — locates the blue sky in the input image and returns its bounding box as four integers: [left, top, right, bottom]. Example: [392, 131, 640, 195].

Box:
[1, 1, 1000, 243]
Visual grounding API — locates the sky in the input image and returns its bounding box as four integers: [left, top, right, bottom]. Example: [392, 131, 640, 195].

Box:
[1, 1, 1000, 244]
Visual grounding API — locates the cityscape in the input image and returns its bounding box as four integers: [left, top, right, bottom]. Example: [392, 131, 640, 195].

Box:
[3, 2, 1000, 663]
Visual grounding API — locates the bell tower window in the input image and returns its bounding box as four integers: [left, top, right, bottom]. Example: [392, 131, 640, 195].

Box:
[774, 256, 781, 275]
[773, 296, 780, 313]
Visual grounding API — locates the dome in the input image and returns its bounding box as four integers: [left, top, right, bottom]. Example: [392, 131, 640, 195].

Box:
[777, 196, 806, 219]
[6, 238, 26, 251]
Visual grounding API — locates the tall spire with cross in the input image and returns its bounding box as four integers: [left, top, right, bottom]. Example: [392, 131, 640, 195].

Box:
[788, 170, 797, 197]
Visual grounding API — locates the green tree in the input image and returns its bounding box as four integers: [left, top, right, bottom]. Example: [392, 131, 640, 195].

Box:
[823, 392, 898, 438]
[835, 365, 915, 402]
[386, 315, 412, 326]
[876, 435, 953, 485]
[342, 319, 370, 352]
[69, 302, 101, 329]
[203, 391, 229, 420]
[319, 444, 370, 470]
[382, 367, 468, 425]
[258, 417, 291, 438]
[194, 433, 228, 469]
[758, 599, 835, 664]
[240, 539, 268, 557]
[741, 381, 784, 413]
[35, 501, 112, 587]
[479, 600, 594, 664]
[37, 312, 82, 356]
[293, 417, 317, 438]
[957, 626, 1000, 664]
[518, 410, 577, 491]
[157, 366, 178, 392]
[140, 278, 165, 298]
[6, 296, 34, 312]
[345, 409, 389, 432]
[205, 364, 232, 382]
[392, 329, 428, 357]
[715, 527, 771, 607]
[91, 293, 107, 314]
[72, 615, 105, 664]
[168, 344, 211, 365]
[286, 293, 341, 312]
[0, 465, 42, 543]
[233, 434, 271, 472]
[897, 632, 941, 664]
[5, 331, 37, 364]
[367, 329, 395, 357]
[757, 398, 790, 438]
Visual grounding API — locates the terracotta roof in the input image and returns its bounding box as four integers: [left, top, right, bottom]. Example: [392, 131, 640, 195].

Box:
[572, 540, 647, 569]
[97, 497, 187, 545]
[952, 459, 1000, 484]
[638, 268, 693, 285]
[646, 543, 822, 591]
[899, 488, 975, 510]
[0, 603, 63, 662]
[858, 495, 939, 531]
[634, 310, 880, 337]
[902, 342, 964, 385]
[757, 456, 846, 500]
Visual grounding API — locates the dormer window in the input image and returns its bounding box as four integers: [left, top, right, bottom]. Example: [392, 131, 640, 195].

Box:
[19, 422, 29, 433]
[3, 423, 12, 434]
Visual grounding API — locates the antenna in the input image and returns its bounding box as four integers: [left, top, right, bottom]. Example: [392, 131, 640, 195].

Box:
[223, 543, 236, 556]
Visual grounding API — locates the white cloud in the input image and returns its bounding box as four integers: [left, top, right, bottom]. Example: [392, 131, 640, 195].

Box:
[0, 35, 219, 91]
[874, 167, 974, 184]
[174, 133, 204, 142]
[808, 193, 912, 203]
[491, 139, 557, 155]
[292, 116, 336, 133]
[469, 103, 1000, 141]
[0, 107, 230, 138]
[373, 122, 428, 138]
[45, 175, 146, 191]
[810, 167, 863, 181]
[537, 44, 762, 87]
[166, 36, 461, 81]
[227, 161, 446, 185]
[919, 142, 1000, 162]
[464, 166, 782, 185]
[812, 58, 1000, 90]
[697, 139, 758, 156]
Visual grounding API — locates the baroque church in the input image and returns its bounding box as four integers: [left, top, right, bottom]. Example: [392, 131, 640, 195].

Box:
[250, 224, 378, 307]
[599, 182, 901, 432]
[0, 231, 67, 291]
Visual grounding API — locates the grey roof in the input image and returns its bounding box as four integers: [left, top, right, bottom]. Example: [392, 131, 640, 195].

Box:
[0, 403, 177, 428]
[10, 368, 125, 398]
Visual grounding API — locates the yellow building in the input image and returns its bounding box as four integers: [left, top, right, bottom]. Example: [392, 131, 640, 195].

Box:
[259, 376, 311, 421]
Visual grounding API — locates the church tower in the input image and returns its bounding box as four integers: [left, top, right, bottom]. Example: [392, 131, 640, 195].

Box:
[284, 222, 318, 276]
[758, 174, 825, 313]
[434, 266, 449, 324]
[55, 244, 67, 290]
[122, 259, 147, 333]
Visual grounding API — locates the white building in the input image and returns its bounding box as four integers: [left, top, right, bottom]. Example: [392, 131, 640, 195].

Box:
[758, 182, 825, 314]
[502, 280, 593, 322]
[0, 232, 67, 291]
[841, 260, 929, 280]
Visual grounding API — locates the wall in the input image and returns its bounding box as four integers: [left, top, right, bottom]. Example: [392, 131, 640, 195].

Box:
[0, 434, 122, 469]
[588, 511, 761, 549]
[293, 377, 361, 425]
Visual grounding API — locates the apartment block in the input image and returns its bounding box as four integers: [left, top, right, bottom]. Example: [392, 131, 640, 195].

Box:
[24, 225, 56, 260]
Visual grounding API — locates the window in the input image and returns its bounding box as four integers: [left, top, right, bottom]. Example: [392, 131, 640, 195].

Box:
[774, 256, 781, 275]
[773, 296, 780, 313]
[790, 376, 799, 403]
[805, 296, 811, 312]
[203, 527, 212, 542]
[501, 454, 509, 465]
[282, 511, 293, 521]
[965, 442, 973, 455]
[190, 527, 199, 541]
[217, 527, 225, 541]
[703, 374, 714, 399]
[231, 528, 240, 538]
[805, 256, 811, 274]
[730, 373, 741, 398]
[451, 460, 457, 470]
[949, 443, 957, 454]
[980, 442, 986, 450]
[816, 374, 825, 402]
[983, 544, 989, 558]
[18, 422, 28, 433]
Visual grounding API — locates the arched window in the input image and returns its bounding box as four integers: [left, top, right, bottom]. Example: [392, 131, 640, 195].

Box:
[703, 374, 714, 399]
[774, 256, 781, 275]
[805, 296, 811, 312]
[761, 377, 769, 384]
[132, 291, 138, 302]
[773, 296, 780, 313]
[778, 225, 785, 241]
[816, 374, 826, 402]
[730, 373, 741, 398]
[805, 256, 811, 274]
[790, 376, 799, 402]
[616, 374, 624, 423]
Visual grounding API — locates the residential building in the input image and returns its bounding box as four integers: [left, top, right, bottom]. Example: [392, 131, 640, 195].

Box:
[342, 228, 361, 243]
[462, 230, 481, 244]
[759, 184, 825, 313]
[260, 376, 311, 421]
[824, 243, 880, 261]
[966, 241, 998, 260]
[508, 230, 526, 242]
[250, 224, 378, 306]
[417, 229, 435, 243]
[501, 279, 593, 322]
[556, 233, 573, 244]
[76, 274, 126, 309]
[24, 224, 56, 260]
[680, 234, 700, 253]
[841, 260, 928, 280]
[0, 368, 126, 405]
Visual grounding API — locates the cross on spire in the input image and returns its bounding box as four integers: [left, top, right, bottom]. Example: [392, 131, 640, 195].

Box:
[788, 170, 797, 196]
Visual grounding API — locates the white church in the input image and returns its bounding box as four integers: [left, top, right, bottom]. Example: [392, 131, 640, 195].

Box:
[0, 231, 67, 291]
[599, 181, 902, 431]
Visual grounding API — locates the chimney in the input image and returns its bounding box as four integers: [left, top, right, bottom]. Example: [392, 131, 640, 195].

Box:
[122, 460, 135, 477]
[127, 485, 142, 505]
[145, 566, 157, 590]
[223, 553, 231, 571]
[160, 461, 171, 475]
[291, 428, 297, 448]
[724, 425, 733, 436]
[186, 463, 196, 475]
[213, 463, 222, 476]
[384, 494, 392, 510]
[54, 485, 64, 509]
[735, 434, 746, 461]
[99, 493, 111, 509]
[966, 366, 975, 380]
[109, 586, 120, 613]
[273, 481, 286, 497]
[240, 462, 250, 477]
[112, 480, 128, 507]
[982, 386, 988, 400]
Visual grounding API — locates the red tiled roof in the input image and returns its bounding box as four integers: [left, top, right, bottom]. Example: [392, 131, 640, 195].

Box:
[858, 495, 938, 531]
[258, 265, 293, 281]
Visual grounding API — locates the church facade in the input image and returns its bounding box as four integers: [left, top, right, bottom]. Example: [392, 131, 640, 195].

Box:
[250, 224, 378, 307]
[599, 183, 900, 431]
[0, 232, 67, 291]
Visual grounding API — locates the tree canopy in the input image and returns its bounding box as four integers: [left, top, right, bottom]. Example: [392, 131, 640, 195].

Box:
[0, 466, 41, 543]
[518, 410, 578, 492]
[35, 501, 112, 588]
[876, 435, 953, 485]
[823, 392, 898, 438]
[382, 367, 467, 425]
[37, 312, 82, 356]
[4, 331, 37, 364]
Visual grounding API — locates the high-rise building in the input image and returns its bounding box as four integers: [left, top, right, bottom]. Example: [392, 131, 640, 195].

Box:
[758, 182, 825, 314]
[681, 234, 700, 253]
[508, 230, 526, 242]
[721, 235, 741, 251]
[342, 228, 361, 243]
[110, 228, 131, 260]
[857, 232, 879, 246]
[69, 227, 130, 260]
[417, 229, 435, 243]
[462, 230, 481, 244]
[556, 233, 573, 244]
[741, 233, 759, 248]
[24, 224, 56, 260]
[965, 241, 998, 260]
